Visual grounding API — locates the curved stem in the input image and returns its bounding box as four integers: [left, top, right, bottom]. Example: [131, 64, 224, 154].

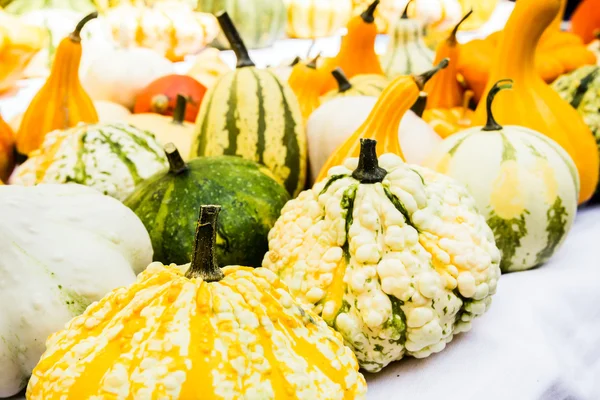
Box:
[216, 11, 255, 68]
[331, 68, 353, 93]
[172, 95, 187, 124]
[413, 58, 449, 90]
[69, 11, 98, 43]
[352, 139, 387, 183]
[186, 205, 225, 282]
[165, 143, 188, 174]
[361, 0, 380, 24]
[410, 92, 427, 117]
[306, 52, 321, 69]
[482, 79, 513, 131]
[401, 0, 412, 19]
[448, 9, 473, 45]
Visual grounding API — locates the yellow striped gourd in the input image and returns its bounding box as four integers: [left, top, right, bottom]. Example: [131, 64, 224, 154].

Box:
[286, 0, 353, 39]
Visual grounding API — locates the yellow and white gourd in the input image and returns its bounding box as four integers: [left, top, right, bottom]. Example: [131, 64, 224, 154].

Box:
[286, 0, 353, 39]
[320, 68, 390, 103]
[0, 184, 152, 398]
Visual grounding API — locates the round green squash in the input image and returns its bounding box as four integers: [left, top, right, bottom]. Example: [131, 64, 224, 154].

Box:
[196, 0, 286, 49]
[192, 11, 306, 196]
[124, 145, 290, 268]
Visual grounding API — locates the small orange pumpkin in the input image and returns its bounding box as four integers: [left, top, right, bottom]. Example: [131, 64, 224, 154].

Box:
[570, 0, 600, 44]
[288, 54, 323, 121]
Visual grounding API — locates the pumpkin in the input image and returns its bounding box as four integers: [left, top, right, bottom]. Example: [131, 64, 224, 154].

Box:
[133, 74, 206, 122]
[288, 54, 323, 121]
[320, 68, 389, 103]
[318, 0, 385, 93]
[423, 9, 471, 110]
[285, 0, 353, 39]
[425, 80, 579, 272]
[127, 96, 195, 159]
[316, 58, 448, 182]
[422, 90, 474, 138]
[197, 0, 286, 49]
[570, 0, 600, 44]
[82, 46, 174, 110]
[27, 204, 367, 400]
[103, 2, 219, 62]
[380, 1, 435, 78]
[472, 0, 599, 205]
[0, 113, 15, 182]
[192, 12, 306, 196]
[125, 145, 290, 267]
[0, 183, 152, 398]
[264, 138, 501, 372]
[186, 47, 231, 89]
[15, 12, 99, 156]
[9, 123, 169, 201]
[307, 95, 441, 182]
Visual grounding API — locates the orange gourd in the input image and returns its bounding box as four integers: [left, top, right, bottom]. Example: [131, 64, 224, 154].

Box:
[288, 54, 323, 121]
[424, 9, 472, 110]
[318, 0, 384, 93]
[316, 58, 448, 182]
[570, 0, 600, 44]
[472, 0, 599, 204]
[423, 91, 474, 138]
[0, 113, 15, 182]
[16, 12, 99, 156]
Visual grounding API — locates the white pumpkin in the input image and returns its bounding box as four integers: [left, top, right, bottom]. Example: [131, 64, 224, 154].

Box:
[0, 184, 152, 398]
[307, 95, 441, 182]
[82, 47, 174, 110]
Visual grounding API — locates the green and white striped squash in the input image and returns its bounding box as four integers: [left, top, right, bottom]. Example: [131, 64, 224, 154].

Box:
[192, 12, 306, 196]
[9, 122, 168, 201]
[424, 81, 579, 273]
[196, 0, 286, 49]
[320, 68, 389, 103]
[380, 7, 434, 78]
[552, 65, 600, 202]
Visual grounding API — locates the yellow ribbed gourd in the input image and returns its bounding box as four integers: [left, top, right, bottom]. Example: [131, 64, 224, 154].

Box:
[27, 205, 367, 400]
[286, 0, 353, 39]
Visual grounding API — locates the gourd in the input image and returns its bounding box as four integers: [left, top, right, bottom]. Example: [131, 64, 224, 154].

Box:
[125, 145, 290, 267]
[3, 0, 95, 14]
[0, 113, 15, 182]
[320, 68, 389, 103]
[316, 58, 448, 182]
[472, 0, 599, 204]
[133, 74, 207, 122]
[351, 0, 405, 34]
[192, 12, 306, 196]
[288, 54, 323, 121]
[424, 9, 471, 110]
[425, 80, 579, 272]
[9, 123, 169, 201]
[16, 12, 99, 156]
[318, 0, 385, 93]
[380, 1, 435, 78]
[103, 2, 220, 61]
[286, 0, 353, 39]
[82, 46, 174, 110]
[197, 0, 286, 49]
[264, 138, 501, 372]
[0, 183, 152, 398]
[570, 0, 600, 44]
[127, 96, 195, 159]
[455, 0, 498, 31]
[422, 90, 474, 138]
[307, 95, 441, 182]
[27, 204, 367, 400]
[186, 47, 231, 89]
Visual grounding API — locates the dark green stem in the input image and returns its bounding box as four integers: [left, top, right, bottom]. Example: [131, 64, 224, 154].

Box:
[216, 11, 255, 68]
[361, 0, 380, 24]
[448, 9, 472, 45]
[69, 11, 98, 42]
[186, 205, 225, 282]
[172, 95, 187, 124]
[414, 58, 449, 89]
[411, 92, 428, 117]
[306, 53, 321, 69]
[352, 139, 387, 183]
[331, 68, 352, 93]
[165, 143, 188, 174]
[289, 56, 301, 67]
[401, 0, 412, 19]
[482, 79, 513, 131]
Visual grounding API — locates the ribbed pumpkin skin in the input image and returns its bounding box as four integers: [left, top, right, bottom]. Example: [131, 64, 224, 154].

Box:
[197, 0, 286, 49]
[381, 18, 434, 77]
[192, 67, 306, 196]
[125, 156, 290, 268]
[321, 74, 389, 102]
[425, 128, 579, 272]
[9, 123, 168, 200]
[286, 0, 353, 39]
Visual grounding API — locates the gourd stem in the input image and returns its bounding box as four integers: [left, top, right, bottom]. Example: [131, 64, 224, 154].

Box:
[482, 79, 513, 131]
[289, 56, 301, 67]
[69, 11, 98, 43]
[414, 58, 449, 90]
[186, 205, 225, 282]
[401, 0, 412, 19]
[448, 9, 473, 45]
[331, 68, 352, 93]
[410, 92, 427, 117]
[216, 12, 255, 69]
[306, 53, 321, 69]
[570, 68, 598, 109]
[164, 143, 188, 174]
[172, 95, 187, 124]
[361, 0, 380, 24]
[352, 139, 387, 183]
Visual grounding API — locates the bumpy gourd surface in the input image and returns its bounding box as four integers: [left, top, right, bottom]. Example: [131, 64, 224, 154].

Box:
[10, 123, 168, 200]
[264, 153, 501, 372]
[27, 264, 367, 400]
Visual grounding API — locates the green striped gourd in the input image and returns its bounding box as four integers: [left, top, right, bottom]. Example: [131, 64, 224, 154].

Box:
[552, 65, 600, 202]
[320, 68, 389, 103]
[424, 80, 579, 273]
[196, 0, 286, 49]
[380, 1, 434, 78]
[192, 12, 306, 196]
[9, 123, 168, 201]
[125, 144, 290, 268]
